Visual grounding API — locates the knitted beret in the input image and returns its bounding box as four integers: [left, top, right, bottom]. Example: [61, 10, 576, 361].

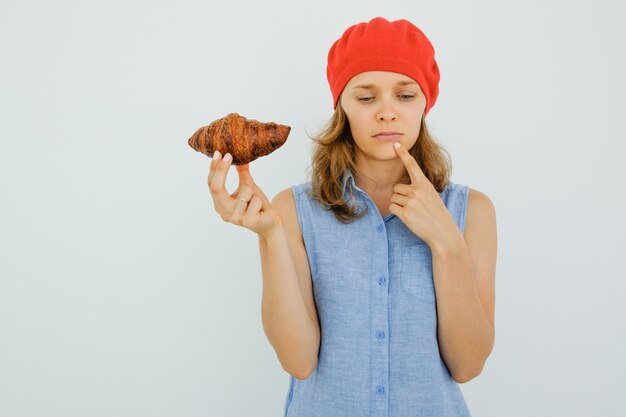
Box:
[326, 17, 440, 115]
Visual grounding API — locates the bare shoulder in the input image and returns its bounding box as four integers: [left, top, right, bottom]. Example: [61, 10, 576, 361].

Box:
[464, 187, 497, 251]
[270, 187, 301, 240]
[466, 188, 496, 229]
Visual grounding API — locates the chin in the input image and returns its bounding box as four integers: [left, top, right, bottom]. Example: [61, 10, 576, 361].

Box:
[375, 148, 398, 161]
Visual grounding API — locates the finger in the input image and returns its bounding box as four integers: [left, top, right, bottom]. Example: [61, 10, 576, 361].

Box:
[392, 183, 412, 195]
[235, 163, 260, 199]
[390, 192, 408, 207]
[253, 185, 272, 209]
[236, 163, 254, 185]
[389, 202, 403, 216]
[208, 149, 222, 188]
[235, 165, 272, 208]
[242, 195, 263, 228]
[209, 152, 234, 209]
[393, 142, 425, 183]
[231, 184, 254, 223]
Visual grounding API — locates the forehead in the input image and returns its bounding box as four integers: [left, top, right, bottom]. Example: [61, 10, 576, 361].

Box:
[346, 71, 421, 91]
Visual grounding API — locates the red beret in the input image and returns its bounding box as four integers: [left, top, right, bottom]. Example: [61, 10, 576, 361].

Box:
[326, 17, 440, 115]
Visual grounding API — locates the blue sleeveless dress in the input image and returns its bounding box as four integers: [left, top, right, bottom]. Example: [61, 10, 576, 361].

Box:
[283, 167, 472, 417]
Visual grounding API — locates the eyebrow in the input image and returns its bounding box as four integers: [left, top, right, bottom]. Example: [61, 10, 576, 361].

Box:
[352, 80, 418, 89]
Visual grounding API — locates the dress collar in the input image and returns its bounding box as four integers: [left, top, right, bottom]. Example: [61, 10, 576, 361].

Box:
[341, 166, 356, 195]
[341, 165, 448, 198]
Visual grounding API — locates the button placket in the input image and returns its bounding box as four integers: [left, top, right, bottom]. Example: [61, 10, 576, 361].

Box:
[367, 197, 389, 414]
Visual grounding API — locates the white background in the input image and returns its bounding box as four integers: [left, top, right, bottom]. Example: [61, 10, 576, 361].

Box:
[1, 0, 625, 416]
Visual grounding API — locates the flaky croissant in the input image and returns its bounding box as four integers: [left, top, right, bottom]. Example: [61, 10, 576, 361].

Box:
[187, 113, 291, 165]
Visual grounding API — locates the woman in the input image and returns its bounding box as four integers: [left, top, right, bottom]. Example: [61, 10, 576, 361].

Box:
[208, 16, 497, 417]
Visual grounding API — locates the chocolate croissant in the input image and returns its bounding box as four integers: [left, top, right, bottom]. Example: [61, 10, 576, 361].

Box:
[187, 113, 291, 165]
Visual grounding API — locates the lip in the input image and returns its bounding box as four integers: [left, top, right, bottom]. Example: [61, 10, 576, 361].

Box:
[373, 131, 403, 141]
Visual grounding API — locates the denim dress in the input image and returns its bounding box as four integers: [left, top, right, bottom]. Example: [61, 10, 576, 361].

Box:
[283, 167, 472, 417]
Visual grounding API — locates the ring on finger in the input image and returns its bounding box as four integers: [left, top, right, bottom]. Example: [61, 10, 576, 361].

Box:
[236, 196, 249, 204]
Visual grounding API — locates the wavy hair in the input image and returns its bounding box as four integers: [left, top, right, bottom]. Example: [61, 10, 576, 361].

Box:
[305, 100, 453, 224]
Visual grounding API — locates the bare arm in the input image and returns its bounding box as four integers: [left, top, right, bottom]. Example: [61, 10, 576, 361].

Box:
[431, 188, 497, 383]
[386, 145, 496, 384]
[260, 189, 320, 380]
[207, 152, 320, 380]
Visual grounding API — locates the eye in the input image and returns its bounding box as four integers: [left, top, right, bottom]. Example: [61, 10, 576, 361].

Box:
[357, 96, 374, 102]
[400, 94, 416, 100]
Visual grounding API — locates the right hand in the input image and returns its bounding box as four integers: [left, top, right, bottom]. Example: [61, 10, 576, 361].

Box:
[208, 150, 282, 236]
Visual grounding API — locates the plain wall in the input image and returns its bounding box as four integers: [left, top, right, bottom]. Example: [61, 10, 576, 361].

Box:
[1, 0, 625, 415]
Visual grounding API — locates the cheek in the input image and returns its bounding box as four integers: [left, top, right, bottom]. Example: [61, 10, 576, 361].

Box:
[343, 113, 360, 130]
[353, 112, 372, 127]
[352, 120, 371, 140]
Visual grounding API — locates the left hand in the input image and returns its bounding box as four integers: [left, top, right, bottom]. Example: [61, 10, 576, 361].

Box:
[389, 142, 457, 247]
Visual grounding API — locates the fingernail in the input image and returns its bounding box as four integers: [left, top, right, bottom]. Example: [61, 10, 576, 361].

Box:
[393, 142, 400, 148]
[213, 150, 221, 160]
[223, 153, 232, 162]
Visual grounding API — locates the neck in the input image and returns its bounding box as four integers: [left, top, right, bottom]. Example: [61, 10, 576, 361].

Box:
[352, 156, 411, 196]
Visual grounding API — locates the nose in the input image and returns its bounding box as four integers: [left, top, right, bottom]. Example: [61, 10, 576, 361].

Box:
[376, 98, 397, 122]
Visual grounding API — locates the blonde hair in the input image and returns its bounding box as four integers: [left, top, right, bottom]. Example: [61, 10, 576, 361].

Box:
[305, 100, 452, 224]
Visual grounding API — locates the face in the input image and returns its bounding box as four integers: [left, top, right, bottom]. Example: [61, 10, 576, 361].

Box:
[339, 71, 426, 164]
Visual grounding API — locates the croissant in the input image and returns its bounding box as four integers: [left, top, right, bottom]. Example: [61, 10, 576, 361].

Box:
[187, 113, 291, 165]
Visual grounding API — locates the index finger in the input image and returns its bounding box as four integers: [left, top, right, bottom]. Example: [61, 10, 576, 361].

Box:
[208, 150, 223, 186]
[208, 151, 234, 208]
[393, 141, 424, 183]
